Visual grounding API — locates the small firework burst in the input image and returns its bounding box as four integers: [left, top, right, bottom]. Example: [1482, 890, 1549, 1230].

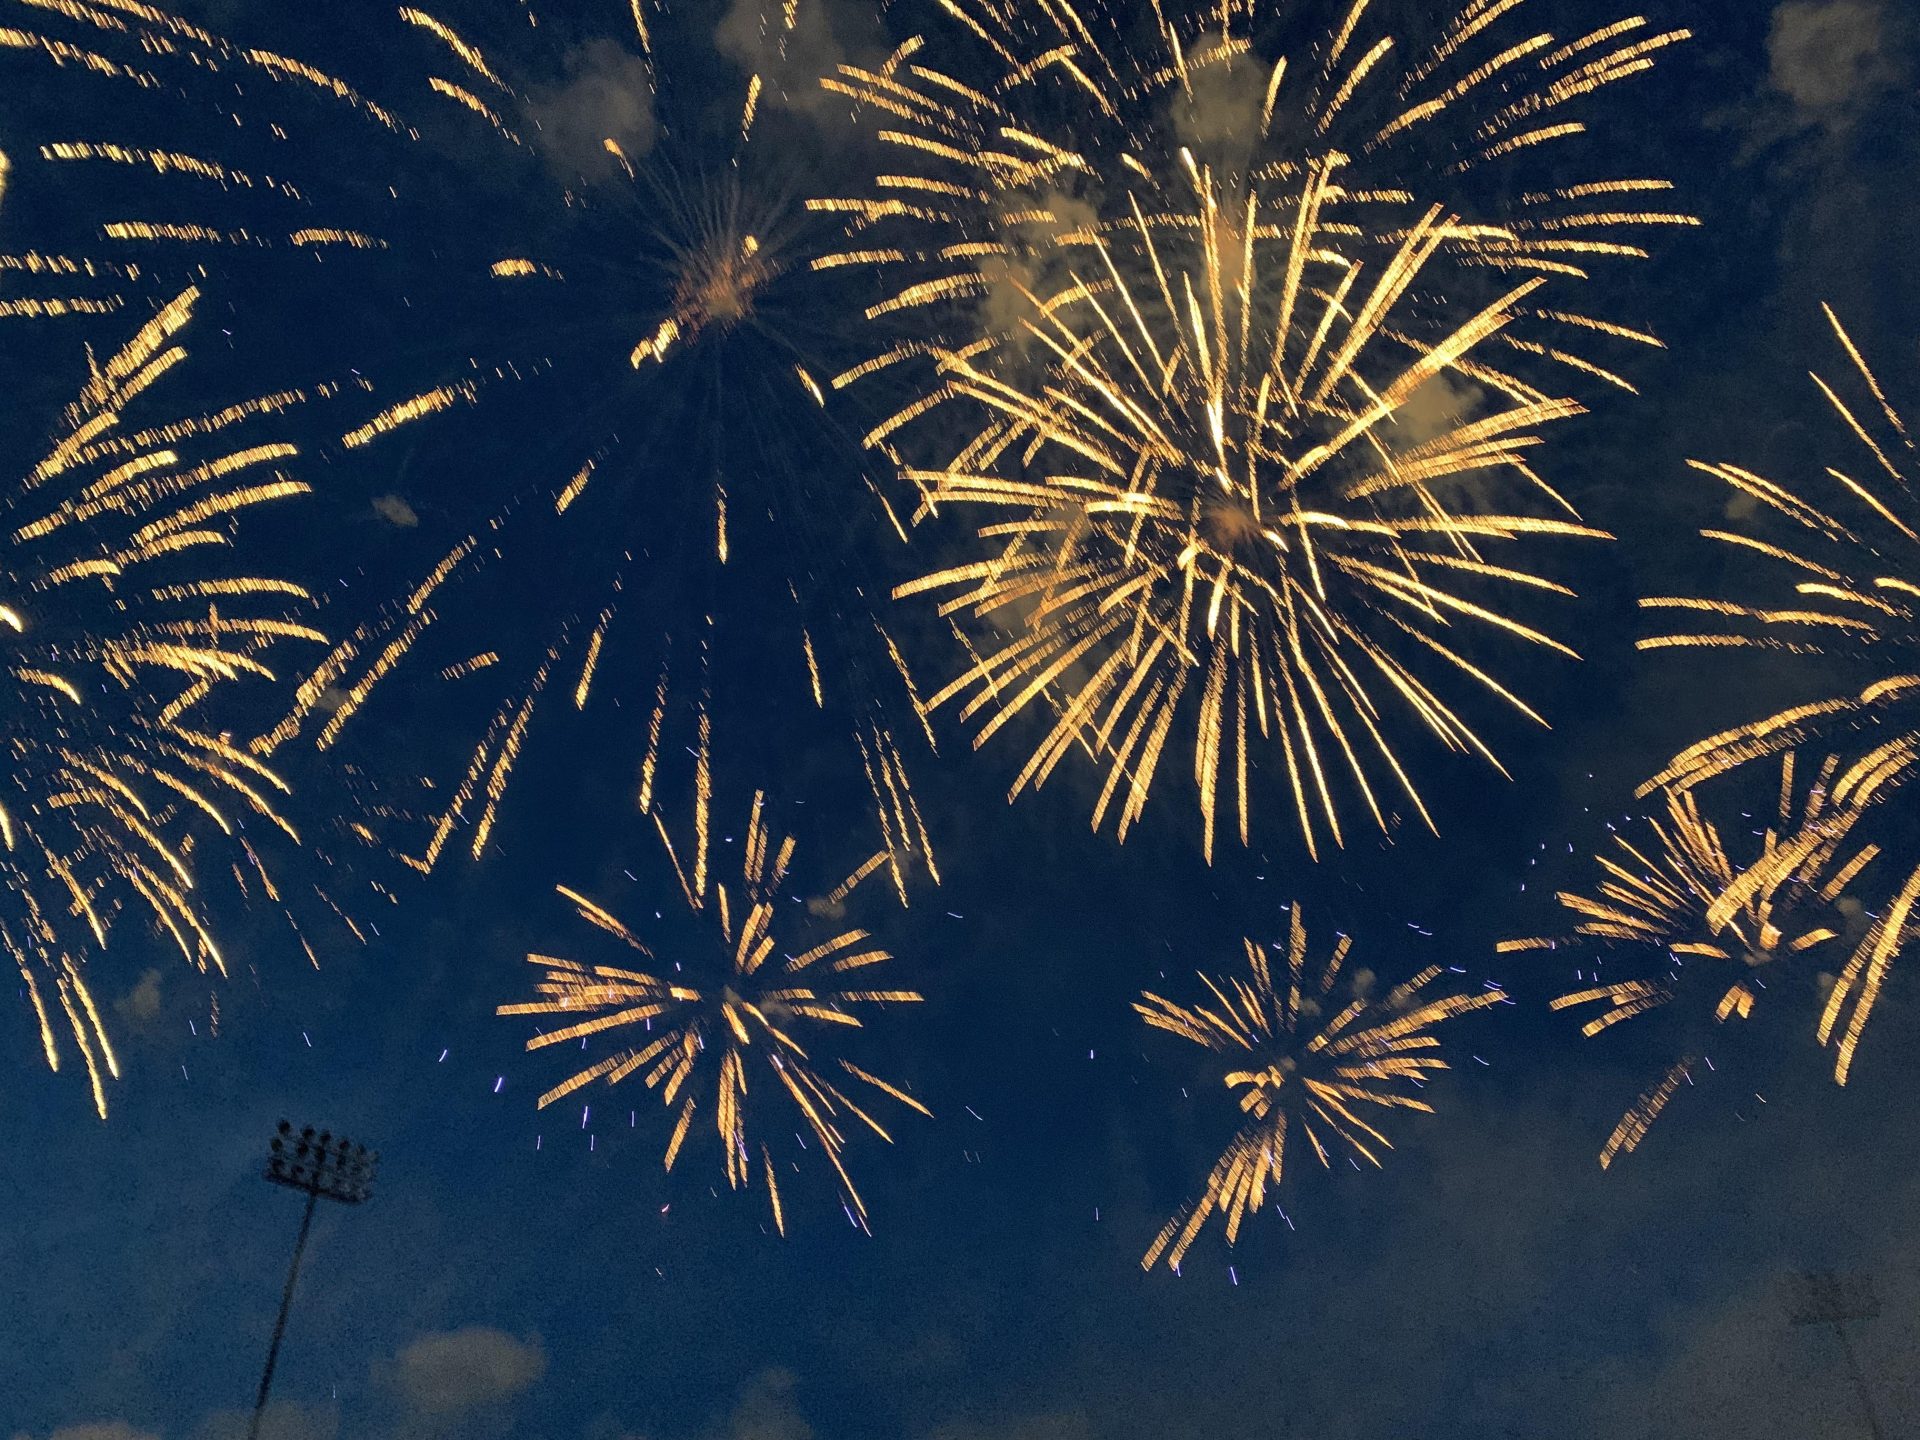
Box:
[1505, 754, 1880, 1165]
[500, 766, 928, 1232]
[1641, 306, 1920, 1087]
[1137, 906, 1502, 1270]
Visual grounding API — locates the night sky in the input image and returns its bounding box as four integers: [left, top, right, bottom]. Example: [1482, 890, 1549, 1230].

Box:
[3, 2, 1920, 1438]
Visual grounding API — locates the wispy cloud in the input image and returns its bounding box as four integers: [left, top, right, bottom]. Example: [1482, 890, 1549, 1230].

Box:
[371, 494, 419, 529]
[528, 40, 657, 182]
[921, 1414, 1095, 1440]
[714, 0, 879, 123]
[193, 1402, 339, 1440]
[1767, 0, 1908, 129]
[381, 1326, 547, 1418]
[703, 1368, 811, 1440]
[111, 969, 165, 1035]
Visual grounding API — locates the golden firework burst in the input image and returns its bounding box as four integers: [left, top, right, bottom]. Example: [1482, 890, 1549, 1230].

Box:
[817, 1, 1689, 385]
[1137, 906, 1503, 1271]
[812, 0, 1687, 859]
[1639, 307, 1920, 1087]
[1503, 753, 1879, 1165]
[499, 772, 928, 1233]
[0, 1, 941, 894]
[3, 287, 324, 1113]
[890, 187, 1607, 861]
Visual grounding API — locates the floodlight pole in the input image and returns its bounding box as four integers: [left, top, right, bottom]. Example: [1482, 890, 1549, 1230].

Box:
[1786, 1270, 1885, 1440]
[250, 1187, 319, 1436]
[248, 1120, 379, 1440]
[1830, 1321, 1881, 1440]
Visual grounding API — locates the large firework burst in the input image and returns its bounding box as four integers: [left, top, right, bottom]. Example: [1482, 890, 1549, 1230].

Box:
[0, 0, 939, 893]
[1504, 753, 1880, 1165]
[893, 192, 1606, 861]
[1136, 906, 1503, 1271]
[499, 769, 928, 1233]
[3, 287, 324, 1113]
[811, 0, 1689, 858]
[1639, 307, 1920, 1086]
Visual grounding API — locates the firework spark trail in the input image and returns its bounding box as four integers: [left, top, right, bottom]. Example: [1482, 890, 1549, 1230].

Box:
[1638, 308, 1920, 1086]
[1502, 753, 1879, 1164]
[0, 0, 942, 895]
[810, 0, 1686, 860]
[2, 287, 327, 1114]
[1137, 906, 1503, 1271]
[499, 741, 929, 1232]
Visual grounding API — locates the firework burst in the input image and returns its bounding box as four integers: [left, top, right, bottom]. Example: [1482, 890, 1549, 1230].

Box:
[892, 190, 1606, 861]
[1639, 307, 1920, 1086]
[499, 772, 929, 1233]
[0, 0, 939, 894]
[811, 0, 1688, 859]
[1137, 906, 1502, 1271]
[1504, 753, 1880, 1165]
[2, 287, 325, 1113]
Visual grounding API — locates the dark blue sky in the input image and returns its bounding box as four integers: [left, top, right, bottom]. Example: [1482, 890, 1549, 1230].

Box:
[3, 2, 1919, 1438]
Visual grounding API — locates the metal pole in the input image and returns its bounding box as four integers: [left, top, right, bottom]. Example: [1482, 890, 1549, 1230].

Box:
[245, 1121, 377, 1430]
[1831, 1319, 1886, 1440]
[248, 1186, 319, 1440]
